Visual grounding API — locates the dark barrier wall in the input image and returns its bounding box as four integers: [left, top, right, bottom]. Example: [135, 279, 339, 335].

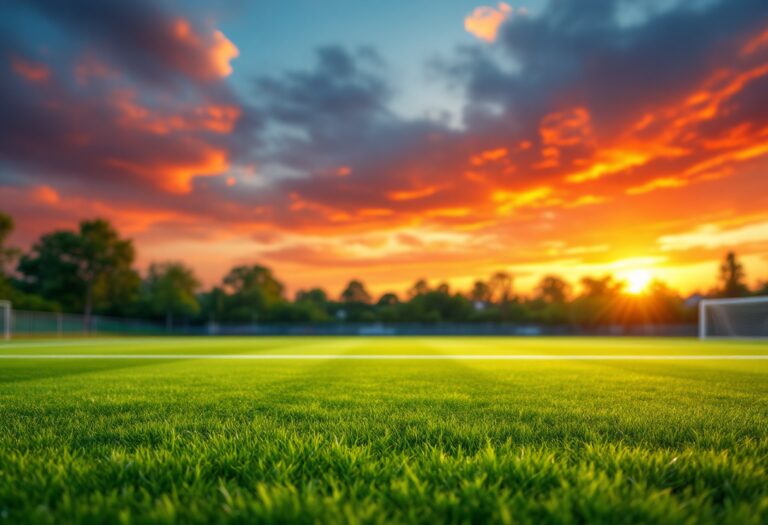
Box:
[8, 309, 697, 338]
[207, 323, 697, 337]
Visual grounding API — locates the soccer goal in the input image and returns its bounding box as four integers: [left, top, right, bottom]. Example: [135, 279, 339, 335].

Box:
[0, 300, 10, 341]
[699, 296, 768, 340]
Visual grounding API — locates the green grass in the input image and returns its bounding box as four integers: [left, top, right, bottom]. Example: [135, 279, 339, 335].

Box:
[0, 337, 766, 524]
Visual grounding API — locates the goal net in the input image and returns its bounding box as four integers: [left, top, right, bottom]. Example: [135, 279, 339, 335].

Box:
[0, 300, 10, 341]
[699, 296, 768, 339]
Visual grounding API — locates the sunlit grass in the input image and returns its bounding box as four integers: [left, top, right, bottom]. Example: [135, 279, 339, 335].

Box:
[0, 337, 766, 524]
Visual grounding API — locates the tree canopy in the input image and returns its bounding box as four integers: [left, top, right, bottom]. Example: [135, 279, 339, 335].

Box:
[1, 214, 765, 328]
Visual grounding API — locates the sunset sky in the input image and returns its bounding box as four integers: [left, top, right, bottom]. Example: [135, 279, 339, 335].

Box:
[1, 0, 768, 297]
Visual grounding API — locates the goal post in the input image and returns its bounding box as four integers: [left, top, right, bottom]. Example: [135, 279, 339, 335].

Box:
[0, 300, 10, 341]
[699, 296, 768, 340]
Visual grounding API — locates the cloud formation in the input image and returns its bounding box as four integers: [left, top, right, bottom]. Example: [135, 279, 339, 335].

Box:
[1, 0, 767, 294]
[464, 3, 518, 43]
[0, 0, 252, 200]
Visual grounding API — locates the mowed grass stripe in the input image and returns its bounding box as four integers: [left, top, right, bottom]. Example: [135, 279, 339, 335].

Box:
[1, 353, 767, 359]
[1, 336, 767, 355]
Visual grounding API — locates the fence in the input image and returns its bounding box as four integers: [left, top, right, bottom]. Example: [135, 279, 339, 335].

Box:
[5, 308, 698, 338]
[209, 322, 696, 336]
[10, 309, 168, 337]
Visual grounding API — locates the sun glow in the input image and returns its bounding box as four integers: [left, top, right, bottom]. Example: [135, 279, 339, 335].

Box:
[622, 269, 653, 295]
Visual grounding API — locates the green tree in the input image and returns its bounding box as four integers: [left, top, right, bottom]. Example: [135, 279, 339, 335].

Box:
[199, 286, 227, 323]
[718, 251, 748, 297]
[18, 219, 136, 328]
[291, 288, 331, 322]
[221, 264, 284, 322]
[0, 213, 59, 311]
[296, 288, 329, 306]
[0, 212, 20, 275]
[144, 262, 200, 330]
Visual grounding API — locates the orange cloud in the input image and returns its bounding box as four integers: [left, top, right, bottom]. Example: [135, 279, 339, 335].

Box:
[31, 185, 61, 205]
[464, 3, 513, 42]
[387, 185, 440, 201]
[105, 144, 229, 193]
[358, 208, 394, 217]
[626, 177, 688, 195]
[209, 30, 239, 77]
[533, 107, 594, 170]
[540, 107, 592, 147]
[153, 147, 230, 193]
[288, 194, 353, 223]
[470, 147, 508, 166]
[562, 56, 768, 187]
[741, 27, 768, 56]
[492, 186, 554, 214]
[424, 207, 472, 218]
[10, 57, 51, 83]
[565, 149, 650, 183]
[171, 18, 239, 79]
[111, 90, 240, 135]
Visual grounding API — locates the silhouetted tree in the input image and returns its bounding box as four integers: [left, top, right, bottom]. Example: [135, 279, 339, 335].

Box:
[570, 276, 623, 326]
[718, 251, 748, 297]
[377, 292, 399, 306]
[535, 275, 571, 304]
[489, 271, 513, 304]
[580, 275, 623, 298]
[407, 279, 430, 298]
[639, 280, 685, 324]
[341, 280, 372, 304]
[469, 280, 491, 302]
[528, 275, 572, 324]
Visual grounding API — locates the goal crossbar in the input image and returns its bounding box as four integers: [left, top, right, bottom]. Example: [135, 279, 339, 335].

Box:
[699, 296, 768, 340]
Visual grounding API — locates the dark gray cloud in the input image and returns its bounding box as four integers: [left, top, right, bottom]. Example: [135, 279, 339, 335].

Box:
[17, 0, 236, 85]
[0, 0, 261, 202]
[453, 0, 768, 135]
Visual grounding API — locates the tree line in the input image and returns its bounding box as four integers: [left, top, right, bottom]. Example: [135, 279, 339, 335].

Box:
[1, 213, 765, 328]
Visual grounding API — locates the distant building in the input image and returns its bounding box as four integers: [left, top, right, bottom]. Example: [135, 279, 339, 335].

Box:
[684, 293, 705, 309]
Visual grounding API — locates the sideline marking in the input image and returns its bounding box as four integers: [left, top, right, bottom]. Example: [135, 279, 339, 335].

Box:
[0, 354, 766, 360]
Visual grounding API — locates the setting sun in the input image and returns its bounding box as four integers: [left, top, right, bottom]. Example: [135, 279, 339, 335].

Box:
[623, 269, 653, 295]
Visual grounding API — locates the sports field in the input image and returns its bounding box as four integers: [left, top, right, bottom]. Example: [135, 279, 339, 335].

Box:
[1, 337, 766, 524]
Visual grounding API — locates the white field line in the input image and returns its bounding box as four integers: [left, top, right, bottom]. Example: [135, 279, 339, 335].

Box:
[0, 354, 766, 360]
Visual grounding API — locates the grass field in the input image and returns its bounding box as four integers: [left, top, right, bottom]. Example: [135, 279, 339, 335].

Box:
[1, 337, 767, 524]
